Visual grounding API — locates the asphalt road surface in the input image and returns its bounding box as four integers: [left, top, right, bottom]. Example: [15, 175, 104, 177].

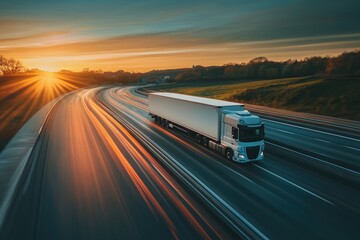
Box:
[1, 86, 359, 240]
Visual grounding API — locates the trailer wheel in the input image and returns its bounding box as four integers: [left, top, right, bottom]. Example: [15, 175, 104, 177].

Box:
[202, 137, 209, 148]
[164, 120, 169, 128]
[195, 134, 202, 144]
[160, 118, 165, 126]
[225, 148, 233, 160]
[155, 116, 161, 124]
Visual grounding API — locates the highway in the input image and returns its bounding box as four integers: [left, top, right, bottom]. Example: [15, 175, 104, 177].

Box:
[1, 86, 359, 240]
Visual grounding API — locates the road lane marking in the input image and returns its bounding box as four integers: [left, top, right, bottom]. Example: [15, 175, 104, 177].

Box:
[38, 126, 43, 134]
[254, 165, 336, 206]
[267, 141, 360, 176]
[344, 145, 360, 152]
[222, 165, 255, 184]
[273, 128, 295, 135]
[155, 143, 269, 240]
[315, 138, 331, 144]
[266, 126, 296, 135]
[264, 119, 360, 142]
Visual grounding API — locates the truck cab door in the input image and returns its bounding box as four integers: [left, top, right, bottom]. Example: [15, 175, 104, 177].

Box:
[223, 124, 237, 146]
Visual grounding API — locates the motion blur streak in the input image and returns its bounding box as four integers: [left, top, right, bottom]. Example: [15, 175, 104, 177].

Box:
[104, 87, 337, 205]
[87, 93, 221, 239]
[0, 88, 228, 240]
[98, 86, 360, 239]
[1, 85, 359, 240]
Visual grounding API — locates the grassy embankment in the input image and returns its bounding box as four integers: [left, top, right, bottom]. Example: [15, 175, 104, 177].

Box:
[144, 76, 360, 121]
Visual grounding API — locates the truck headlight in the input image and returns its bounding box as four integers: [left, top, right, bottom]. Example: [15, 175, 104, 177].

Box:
[238, 154, 245, 159]
[259, 144, 264, 157]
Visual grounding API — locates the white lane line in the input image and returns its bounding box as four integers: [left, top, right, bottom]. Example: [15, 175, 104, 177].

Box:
[23, 152, 36, 194]
[38, 126, 43, 134]
[254, 165, 336, 206]
[264, 119, 360, 142]
[267, 141, 360, 176]
[222, 165, 255, 184]
[315, 138, 331, 144]
[157, 146, 269, 240]
[274, 128, 295, 135]
[344, 145, 360, 152]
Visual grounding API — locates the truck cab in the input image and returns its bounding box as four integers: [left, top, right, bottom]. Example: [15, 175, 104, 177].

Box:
[222, 110, 265, 162]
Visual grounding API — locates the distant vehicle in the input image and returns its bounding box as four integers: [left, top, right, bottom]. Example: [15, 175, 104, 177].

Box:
[149, 92, 265, 162]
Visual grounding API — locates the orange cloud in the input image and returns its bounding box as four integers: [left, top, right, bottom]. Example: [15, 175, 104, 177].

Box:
[2, 30, 359, 72]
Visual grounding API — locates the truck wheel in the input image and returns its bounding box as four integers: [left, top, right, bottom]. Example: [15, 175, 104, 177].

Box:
[164, 120, 169, 128]
[195, 134, 202, 144]
[202, 137, 209, 148]
[160, 118, 165, 126]
[225, 148, 233, 160]
[155, 116, 161, 124]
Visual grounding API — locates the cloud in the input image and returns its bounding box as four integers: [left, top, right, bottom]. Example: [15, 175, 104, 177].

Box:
[1, 0, 360, 71]
[0, 31, 70, 46]
[10, 31, 359, 72]
[0, 18, 40, 35]
[1, 31, 207, 57]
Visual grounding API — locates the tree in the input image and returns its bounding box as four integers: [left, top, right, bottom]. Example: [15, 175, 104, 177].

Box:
[257, 65, 267, 79]
[249, 57, 268, 64]
[281, 63, 293, 77]
[266, 67, 280, 79]
[325, 51, 360, 75]
[0, 55, 24, 74]
[175, 71, 201, 81]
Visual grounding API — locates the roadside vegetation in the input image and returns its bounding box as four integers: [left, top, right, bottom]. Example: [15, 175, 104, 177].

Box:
[142, 50, 360, 82]
[144, 76, 360, 121]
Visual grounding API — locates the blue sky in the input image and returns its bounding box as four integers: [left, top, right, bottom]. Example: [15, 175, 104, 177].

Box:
[1, 0, 359, 71]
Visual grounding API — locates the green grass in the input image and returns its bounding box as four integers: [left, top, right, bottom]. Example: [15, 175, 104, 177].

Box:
[144, 76, 360, 121]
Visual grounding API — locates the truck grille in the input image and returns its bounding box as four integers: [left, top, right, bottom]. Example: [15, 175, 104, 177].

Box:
[246, 146, 260, 160]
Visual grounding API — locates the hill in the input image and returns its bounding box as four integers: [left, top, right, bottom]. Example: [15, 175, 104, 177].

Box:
[144, 76, 360, 121]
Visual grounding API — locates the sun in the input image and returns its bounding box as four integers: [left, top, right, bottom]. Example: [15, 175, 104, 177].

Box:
[38, 65, 58, 72]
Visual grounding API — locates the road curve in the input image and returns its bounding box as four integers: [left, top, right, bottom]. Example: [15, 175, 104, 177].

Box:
[0, 88, 234, 240]
[1, 86, 359, 240]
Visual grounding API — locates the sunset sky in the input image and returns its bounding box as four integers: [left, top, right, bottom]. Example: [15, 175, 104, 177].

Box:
[1, 0, 360, 72]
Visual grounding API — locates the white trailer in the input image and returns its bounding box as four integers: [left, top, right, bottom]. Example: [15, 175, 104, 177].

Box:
[149, 92, 264, 162]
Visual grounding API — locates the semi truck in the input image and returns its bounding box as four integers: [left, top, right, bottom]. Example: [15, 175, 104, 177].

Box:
[148, 92, 265, 162]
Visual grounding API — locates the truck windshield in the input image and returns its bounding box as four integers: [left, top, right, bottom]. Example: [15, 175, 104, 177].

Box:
[239, 125, 264, 142]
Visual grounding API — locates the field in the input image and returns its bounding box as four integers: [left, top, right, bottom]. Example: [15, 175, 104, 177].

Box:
[144, 76, 360, 121]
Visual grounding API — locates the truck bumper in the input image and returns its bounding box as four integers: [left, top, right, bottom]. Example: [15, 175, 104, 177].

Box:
[233, 145, 264, 163]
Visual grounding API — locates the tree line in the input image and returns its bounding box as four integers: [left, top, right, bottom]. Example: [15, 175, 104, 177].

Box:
[0, 55, 24, 74]
[1, 50, 359, 81]
[175, 50, 360, 81]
